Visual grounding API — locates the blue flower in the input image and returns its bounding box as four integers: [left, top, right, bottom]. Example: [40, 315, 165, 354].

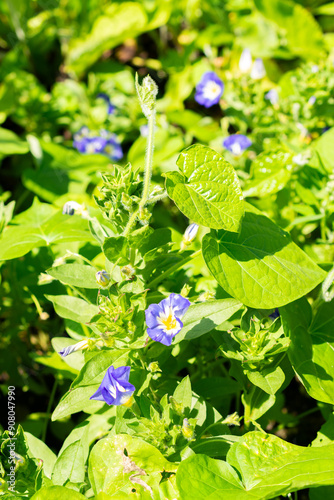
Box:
[223, 134, 252, 156]
[97, 93, 115, 115]
[58, 339, 90, 357]
[195, 72, 224, 108]
[73, 128, 123, 161]
[269, 308, 280, 320]
[62, 200, 82, 216]
[145, 293, 191, 346]
[265, 89, 279, 105]
[103, 134, 123, 161]
[90, 365, 135, 406]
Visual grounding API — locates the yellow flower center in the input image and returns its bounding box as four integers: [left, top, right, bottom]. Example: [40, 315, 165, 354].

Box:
[161, 312, 177, 331]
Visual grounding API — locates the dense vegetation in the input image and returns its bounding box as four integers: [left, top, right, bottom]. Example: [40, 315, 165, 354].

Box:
[1, 1, 334, 499]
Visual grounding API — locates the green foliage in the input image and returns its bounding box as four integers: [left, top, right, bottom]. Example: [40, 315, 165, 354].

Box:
[166, 145, 244, 231]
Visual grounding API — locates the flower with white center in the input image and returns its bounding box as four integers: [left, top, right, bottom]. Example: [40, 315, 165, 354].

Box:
[239, 49, 252, 73]
[223, 134, 252, 156]
[181, 223, 199, 251]
[58, 339, 90, 357]
[145, 293, 191, 346]
[250, 58, 266, 80]
[90, 365, 135, 406]
[195, 72, 224, 108]
[96, 270, 111, 287]
[265, 89, 279, 105]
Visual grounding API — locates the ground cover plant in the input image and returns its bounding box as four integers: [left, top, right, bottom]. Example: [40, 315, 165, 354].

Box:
[1, 0, 334, 499]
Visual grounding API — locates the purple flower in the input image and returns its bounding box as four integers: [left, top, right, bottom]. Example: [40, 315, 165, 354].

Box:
[97, 93, 115, 115]
[103, 134, 123, 161]
[145, 293, 191, 346]
[90, 365, 135, 406]
[195, 72, 224, 108]
[269, 308, 280, 320]
[73, 128, 123, 160]
[181, 223, 199, 250]
[223, 134, 252, 156]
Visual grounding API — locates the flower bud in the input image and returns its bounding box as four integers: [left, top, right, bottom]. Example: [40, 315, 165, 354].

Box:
[135, 74, 158, 118]
[121, 265, 136, 279]
[181, 223, 199, 250]
[138, 207, 151, 225]
[96, 270, 111, 287]
[180, 284, 192, 297]
[58, 339, 90, 357]
[250, 58, 266, 80]
[239, 48, 252, 73]
[181, 418, 195, 440]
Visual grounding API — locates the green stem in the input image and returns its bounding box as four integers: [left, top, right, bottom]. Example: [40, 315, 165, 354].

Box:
[139, 109, 156, 209]
[42, 376, 58, 443]
[123, 109, 156, 237]
[147, 249, 201, 289]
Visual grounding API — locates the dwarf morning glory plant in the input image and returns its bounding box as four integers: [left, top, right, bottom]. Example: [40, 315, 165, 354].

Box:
[195, 72, 224, 107]
[73, 127, 123, 160]
[223, 134, 252, 155]
[90, 366, 135, 406]
[145, 293, 191, 346]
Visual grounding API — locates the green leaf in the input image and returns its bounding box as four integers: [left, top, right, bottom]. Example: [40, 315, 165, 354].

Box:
[47, 264, 99, 289]
[25, 432, 57, 479]
[313, 127, 334, 174]
[51, 441, 86, 485]
[175, 299, 242, 342]
[165, 145, 244, 231]
[30, 486, 87, 500]
[202, 204, 325, 308]
[177, 432, 334, 499]
[245, 365, 285, 395]
[52, 350, 129, 420]
[176, 454, 246, 499]
[45, 295, 99, 324]
[281, 298, 334, 404]
[103, 235, 129, 265]
[242, 388, 276, 423]
[65, 3, 149, 75]
[254, 0, 324, 59]
[0, 126, 29, 155]
[244, 150, 294, 198]
[88, 433, 176, 497]
[310, 486, 334, 500]
[173, 375, 192, 411]
[0, 198, 93, 261]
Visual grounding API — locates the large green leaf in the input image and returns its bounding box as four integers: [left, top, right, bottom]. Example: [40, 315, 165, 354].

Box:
[281, 298, 334, 404]
[165, 145, 244, 232]
[88, 433, 176, 498]
[244, 150, 294, 198]
[175, 299, 242, 342]
[30, 487, 87, 500]
[202, 204, 325, 308]
[51, 441, 86, 486]
[0, 198, 93, 261]
[65, 2, 170, 75]
[47, 264, 99, 289]
[0, 126, 29, 155]
[52, 350, 129, 420]
[45, 295, 99, 323]
[25, 432, 57, 479]
[254, 0, 324, 58]
[176, 432, 334, 499]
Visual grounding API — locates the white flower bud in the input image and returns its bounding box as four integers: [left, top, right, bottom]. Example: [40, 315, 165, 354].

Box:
[181, 223, 199, 250]
[239, 49, 252, 73]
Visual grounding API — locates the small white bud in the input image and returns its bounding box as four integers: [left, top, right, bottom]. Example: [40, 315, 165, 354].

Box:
[250, 58, 266, 80]
[239, 49, 252, 73]
[181, 223, 199, 250]
[58, 339, 90, 357]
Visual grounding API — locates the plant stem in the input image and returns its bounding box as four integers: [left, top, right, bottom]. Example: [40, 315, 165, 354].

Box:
[123, 109, 156, 237]
[147, 249, 201, 289]
[42, 376, 58, 443]
[139, 109, 156, 209]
